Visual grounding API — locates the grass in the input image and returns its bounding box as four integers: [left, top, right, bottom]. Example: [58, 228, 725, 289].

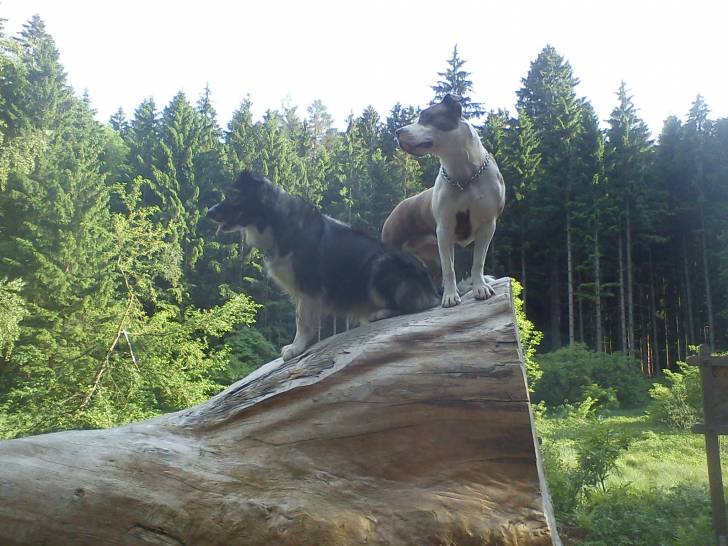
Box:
[536, 409, 728, 545]
[539, 410, 728, 490]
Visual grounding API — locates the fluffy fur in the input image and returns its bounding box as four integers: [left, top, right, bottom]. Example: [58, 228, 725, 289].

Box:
[382, 94, 506, 307]
[208, 171, 440, 360]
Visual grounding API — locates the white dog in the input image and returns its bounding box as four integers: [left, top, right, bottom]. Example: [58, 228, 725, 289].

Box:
[382, 94, 506, 307]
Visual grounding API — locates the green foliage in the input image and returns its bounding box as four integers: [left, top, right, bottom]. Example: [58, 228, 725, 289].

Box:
[0, 278, 28, 357]
[0, 181, 260, 437]
[511, 278, 543, 389]
[534, 344, 650, 409]
[216, 326, 278, 386]
[538, 438, 581, 515]
[538, 405, 631, 516]
[574, 484, 714, 546]
[575, 423, 632, 494]
[538, 410, 721, 545]
[648, 362, 702, 430]
[580, 383, 619, 410]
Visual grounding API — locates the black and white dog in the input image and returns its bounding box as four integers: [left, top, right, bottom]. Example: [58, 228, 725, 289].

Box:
[207, 171, 440, 361]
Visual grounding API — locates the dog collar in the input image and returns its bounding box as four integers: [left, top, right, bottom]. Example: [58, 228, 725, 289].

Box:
[441, 154, 490, 190]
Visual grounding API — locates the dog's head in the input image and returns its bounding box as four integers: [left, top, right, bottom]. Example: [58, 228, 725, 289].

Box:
[207, 171, 270, 233]
[395, 94, 468, 157]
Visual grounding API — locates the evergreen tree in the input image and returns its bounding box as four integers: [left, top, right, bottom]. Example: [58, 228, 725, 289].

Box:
[126, 98, 160, 182]
[225, 97, 257, 178]
[682, 95, 717, 349]
[431, 45, 485, 119]
[606, 82, 653, 357]
[517, 45, 582, 349]
[509, 108, 542, 306]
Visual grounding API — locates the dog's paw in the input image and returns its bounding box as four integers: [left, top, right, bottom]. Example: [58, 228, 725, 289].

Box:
[281, 343, 305, 361]
[472, 278, 496, 300]
[441, 291, 461, 308]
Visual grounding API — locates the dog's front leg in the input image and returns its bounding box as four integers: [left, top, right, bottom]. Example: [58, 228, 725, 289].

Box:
[436, 224, 460, 307]
[471, 219, 497, 300]
[281, 296, 321, 361]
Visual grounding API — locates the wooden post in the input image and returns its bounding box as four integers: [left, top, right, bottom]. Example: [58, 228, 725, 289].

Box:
[688, 345, 728, 546]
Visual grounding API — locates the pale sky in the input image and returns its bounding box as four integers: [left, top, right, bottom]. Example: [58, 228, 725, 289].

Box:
[2, 0, 727, 137]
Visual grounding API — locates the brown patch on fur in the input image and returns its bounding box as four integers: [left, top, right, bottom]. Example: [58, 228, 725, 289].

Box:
[455, 210, 471, 241]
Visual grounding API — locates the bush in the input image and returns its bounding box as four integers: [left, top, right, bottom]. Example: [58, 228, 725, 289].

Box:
[648, 362, 702, 430]
[540, 414, 631, 520]
[533, 344, 650, 409]
[539, 438, 580, 517]
[574, 423, 632, 494]
[216, 326, 279, 386]
[574, 484, 714, 545]
[511, 279, 543, 390]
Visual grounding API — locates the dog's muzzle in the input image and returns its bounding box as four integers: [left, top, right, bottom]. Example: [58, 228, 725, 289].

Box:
[395, 127, 432, 156]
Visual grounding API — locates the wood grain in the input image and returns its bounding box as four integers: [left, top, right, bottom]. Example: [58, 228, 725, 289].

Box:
[0, 277, 560, 546]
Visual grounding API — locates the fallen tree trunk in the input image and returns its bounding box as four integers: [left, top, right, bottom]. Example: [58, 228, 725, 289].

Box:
[0, 277, 560, 546]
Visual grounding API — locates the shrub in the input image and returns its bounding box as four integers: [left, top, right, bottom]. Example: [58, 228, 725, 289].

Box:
[539, 414, 631, 525]
[648, 361, 702, 430]
[539, 438, 580, 517]
[574, 484, 714, 545]
[511, 279, 543, 390]
[216, 326, 278, 386]
[533, 344, 650, 409]
[574, 423, 632, 494]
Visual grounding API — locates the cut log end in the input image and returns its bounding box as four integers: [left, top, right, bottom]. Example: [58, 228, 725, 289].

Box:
[0, 277, 561, 546]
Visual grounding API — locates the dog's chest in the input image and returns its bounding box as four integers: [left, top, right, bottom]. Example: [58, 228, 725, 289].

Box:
[434, 184, 488, 241]
[265, 253, 299, 296]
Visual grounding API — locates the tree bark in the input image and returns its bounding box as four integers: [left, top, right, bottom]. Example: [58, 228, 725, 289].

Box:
[549, 258, 562, 350]
[625, 200, 635, 356]
[682, 234, 696, 344]
[700, 208, 716, 350]
[0, 279, 560, 546]
[618, 236, 627, 353]
[648, 248, 660, 374]
[566, 214, 575, 346]
[594, 226, 603, 352]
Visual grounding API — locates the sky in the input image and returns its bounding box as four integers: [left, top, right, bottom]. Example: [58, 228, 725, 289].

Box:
[2, 0, 727, 137]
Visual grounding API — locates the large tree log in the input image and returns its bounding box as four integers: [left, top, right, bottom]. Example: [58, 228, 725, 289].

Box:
[0, 278, 560, 546]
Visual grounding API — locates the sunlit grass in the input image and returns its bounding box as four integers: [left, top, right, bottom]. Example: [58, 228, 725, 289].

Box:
[538, 408, 728, 501]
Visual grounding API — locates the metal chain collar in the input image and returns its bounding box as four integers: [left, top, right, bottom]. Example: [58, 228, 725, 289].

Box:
[440, 153, 491, 190]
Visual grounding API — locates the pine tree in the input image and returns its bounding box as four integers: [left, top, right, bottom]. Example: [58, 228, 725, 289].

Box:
[126, 98, 160, 182]
[572, 101, 609, 351]
[0, 17, 122, 432]
[225, 97, 257, 178]
[305, 99, 334, 151]
[517, 45, 582, 349]
[606, 82, 653, 358]
[510, 108, 542, 306]
[431, 45, 485, 119]
[682, 95, 716, 349]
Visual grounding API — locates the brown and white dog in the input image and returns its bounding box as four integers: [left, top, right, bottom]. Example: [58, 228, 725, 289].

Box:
[382, 94, 505, 307]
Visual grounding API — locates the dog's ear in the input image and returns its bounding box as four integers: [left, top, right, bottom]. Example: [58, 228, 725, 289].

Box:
[443, 94, 463, 117]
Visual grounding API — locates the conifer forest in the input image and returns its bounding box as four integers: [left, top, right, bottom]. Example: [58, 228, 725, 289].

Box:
[1, 16, 727, 437]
